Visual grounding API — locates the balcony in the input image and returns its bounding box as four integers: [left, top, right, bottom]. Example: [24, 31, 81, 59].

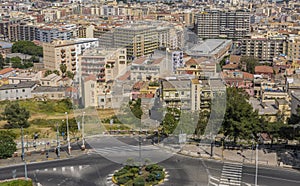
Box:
[61, 49, 65, 53]
[61, 54, 66, 58]
[61, 59, 66, 63]
[71, 61, 76, 66]
[72, 66, 76, 71]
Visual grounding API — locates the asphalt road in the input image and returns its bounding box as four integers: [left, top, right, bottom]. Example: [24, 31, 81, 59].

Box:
[0, 136, 300, 186]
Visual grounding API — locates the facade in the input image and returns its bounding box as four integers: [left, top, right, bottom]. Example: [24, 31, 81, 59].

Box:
[43, 38, 99, 73]
[79, 47, 127, 82]
[241, 35, 287, 62]
[195, 9, 250, 39]
[288, 35, 300, 67]
[160, 77, 192, 110]
[0, 81, 37, 101]
[81, 75, 97, 108]
[130, 57, 163, 81]
[100, 21, 183, 60]
[32, 86, 67, 100]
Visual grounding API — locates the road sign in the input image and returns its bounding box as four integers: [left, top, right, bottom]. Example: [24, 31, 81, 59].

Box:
[62, 132, 65, 136]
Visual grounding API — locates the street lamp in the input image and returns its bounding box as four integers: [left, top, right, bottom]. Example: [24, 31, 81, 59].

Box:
[65, 112, 71, 155]
[81, 112, 85, 150]
[56, 123, 60, 158]
[21, 127, 28, 180]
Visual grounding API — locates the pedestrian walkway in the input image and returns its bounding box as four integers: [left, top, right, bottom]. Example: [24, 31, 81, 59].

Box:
[88, 145, 161, 155]
[219, 162, 243, 186]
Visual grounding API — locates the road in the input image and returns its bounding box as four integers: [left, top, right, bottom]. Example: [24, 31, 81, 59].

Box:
[0, 136, 300, 186]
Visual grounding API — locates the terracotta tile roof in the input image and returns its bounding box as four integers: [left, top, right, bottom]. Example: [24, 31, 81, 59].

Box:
[222, 63, 239, 69]
[255, 66, 273, 74]
[117, 70, 130, 81]
[185, 58, 198, 65]
[152, 57, 164, 65]
[0, 68, 14, 75]
[133, 81, 145, 90]
[243, 72, 254, 80]
[132, 57, 147, 65]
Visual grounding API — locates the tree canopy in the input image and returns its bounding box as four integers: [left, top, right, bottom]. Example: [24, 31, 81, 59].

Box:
[221, 87, 262, 142]
[1, 102, 31, 128]
[12, 41, 43, 57]
[240, 56, 259, 74]
[0, 131, 17, 159]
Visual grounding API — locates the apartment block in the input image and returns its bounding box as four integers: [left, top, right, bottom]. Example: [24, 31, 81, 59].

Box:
[100, 21, 183, 60]
[43, 38, 99, 73]
[79, 47, 127, 82]
[195, 9, 250, 39]
[288, 35, 300, 68]
[241, 35, 287, 62]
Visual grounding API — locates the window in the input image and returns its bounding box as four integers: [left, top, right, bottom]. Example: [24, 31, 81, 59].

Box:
[22, 89, 25, 92]
[91, 84, 94, 88]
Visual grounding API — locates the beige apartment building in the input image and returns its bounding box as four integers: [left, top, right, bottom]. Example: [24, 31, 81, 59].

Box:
[288, 35, 300, 68]
[43, 39, 99, 74]
[79, 47, 127, 82]
[241, 35, 287, 62]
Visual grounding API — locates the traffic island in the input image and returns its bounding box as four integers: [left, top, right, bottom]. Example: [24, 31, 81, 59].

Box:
[111, 164, 167, 186]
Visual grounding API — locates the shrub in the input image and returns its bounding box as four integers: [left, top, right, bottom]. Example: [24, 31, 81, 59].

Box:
[133, 177, 145, 186]
[145, 164, 163, 172]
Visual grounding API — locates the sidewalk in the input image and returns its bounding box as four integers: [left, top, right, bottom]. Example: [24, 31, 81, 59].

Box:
[158, 143, 279, 166]
[0, 143, 87, 168]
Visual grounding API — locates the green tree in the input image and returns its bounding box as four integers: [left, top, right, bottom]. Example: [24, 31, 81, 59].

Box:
[66, 71, 75, 79]
[60, 64, 67, 77]
[221, 87, 262, 143]
[240, 56, 259, 74]
[10, 56, 22, 68]
[0, 131, 17, 159]
[53, 70, 60, 76]
[59, 118, 78, 138]
[130, 98, 143, 119]
[12, 41, 43, 57]
[44, 70, 52, 77]
[195, 110, 210, 137]
[263, 121, 285, 146]
[161, 108, 180, 135]
[1, 102, 31, 129]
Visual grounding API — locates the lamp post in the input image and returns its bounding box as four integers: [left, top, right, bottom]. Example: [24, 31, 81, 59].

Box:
[56, 123, 60, 158]
[255, 143, 259, 186]
[81, 112, 85, 150]
[21, 127, 28, 180]
[65, 112, 71, 155]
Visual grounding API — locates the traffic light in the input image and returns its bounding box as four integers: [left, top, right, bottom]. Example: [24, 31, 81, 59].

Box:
[46, 152, 49, 159]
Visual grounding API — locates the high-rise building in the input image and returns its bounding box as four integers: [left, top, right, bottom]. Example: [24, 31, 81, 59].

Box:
[288, 35, 300, 68]
[195, 9, 250, 39]
[241, 35, 287, 62]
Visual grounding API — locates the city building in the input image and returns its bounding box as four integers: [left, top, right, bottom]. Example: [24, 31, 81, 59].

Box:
[186, 39, 232, 61]
[79, 47, 127, 82]
[0, 81, 37, 101]
[241, 35, 287, 62]
[43, 38, 99, 74]
[195, 9, 250, 39]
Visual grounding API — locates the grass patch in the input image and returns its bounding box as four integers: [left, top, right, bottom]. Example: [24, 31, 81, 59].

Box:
[0, 179, 33, 186]
[113, 164, 165, 186]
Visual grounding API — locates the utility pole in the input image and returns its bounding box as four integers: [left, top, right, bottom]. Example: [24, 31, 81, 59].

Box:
[56, 123, 60, 158]
[255, 143, 258, 186]
[81, 112, 85, 150]
[21, 127, 28, 180]
[65, 112, 71, 155]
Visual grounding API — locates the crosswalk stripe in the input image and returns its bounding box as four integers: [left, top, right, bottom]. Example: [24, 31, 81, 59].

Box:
[220, 162, 243, 186]
[92, 145, 160, 154]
